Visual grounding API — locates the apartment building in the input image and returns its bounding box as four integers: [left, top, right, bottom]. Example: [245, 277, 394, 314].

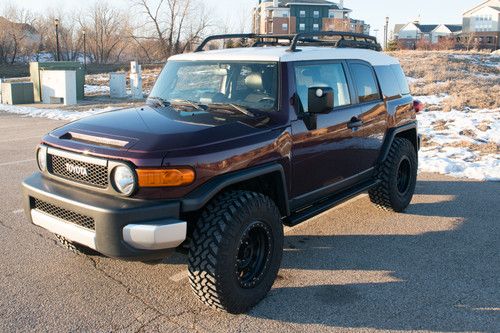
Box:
[394, 22, 462, 49]
[252, 0, 370, 36]
[461, 0, 500, 49]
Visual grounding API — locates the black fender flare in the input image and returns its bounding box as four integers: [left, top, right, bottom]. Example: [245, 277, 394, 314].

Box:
[378, 121, 418, 163]
[181, 163, 290, 216]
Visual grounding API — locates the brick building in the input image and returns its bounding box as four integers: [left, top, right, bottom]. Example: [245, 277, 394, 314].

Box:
[252, 0, 369, 36]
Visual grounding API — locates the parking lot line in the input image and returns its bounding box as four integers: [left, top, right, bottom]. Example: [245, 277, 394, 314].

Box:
[0, 159, 36, 167]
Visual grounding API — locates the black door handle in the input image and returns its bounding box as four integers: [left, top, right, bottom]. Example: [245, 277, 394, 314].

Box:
[347, 118, 363, 129]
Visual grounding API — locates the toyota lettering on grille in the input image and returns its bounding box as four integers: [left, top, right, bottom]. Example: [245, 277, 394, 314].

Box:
[65, 163, 89, 177]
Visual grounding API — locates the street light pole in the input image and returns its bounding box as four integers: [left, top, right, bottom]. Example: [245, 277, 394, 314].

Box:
[83, 30, 87, 70]
[384, 16, 389, 50]
[54, 19, 60, 61]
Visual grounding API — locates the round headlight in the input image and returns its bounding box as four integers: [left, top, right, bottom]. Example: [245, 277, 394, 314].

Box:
[112, 165, 136, 196]
[37, 148, 47, 172]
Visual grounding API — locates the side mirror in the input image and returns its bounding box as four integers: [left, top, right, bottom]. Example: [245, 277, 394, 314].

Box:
[308, 87, 334, 114]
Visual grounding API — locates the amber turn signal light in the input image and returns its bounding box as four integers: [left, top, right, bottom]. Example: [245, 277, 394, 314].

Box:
[137, 168, 195, 187]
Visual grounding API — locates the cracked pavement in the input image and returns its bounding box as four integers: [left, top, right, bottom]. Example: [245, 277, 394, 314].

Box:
[0, 111, 498, 332]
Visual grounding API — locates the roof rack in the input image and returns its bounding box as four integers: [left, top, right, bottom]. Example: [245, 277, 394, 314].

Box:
[288, 31, 382, 52]
[195, 32, 382, 53]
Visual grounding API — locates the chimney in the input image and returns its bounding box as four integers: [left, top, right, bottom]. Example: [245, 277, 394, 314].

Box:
[273, 0, 279, 7]
[339, 0, 344, 9]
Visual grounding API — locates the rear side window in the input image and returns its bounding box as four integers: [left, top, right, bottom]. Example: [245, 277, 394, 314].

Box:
[390, 64, 410, 95]
[350, 63, 381, 103]
[374, 66, 400, 97]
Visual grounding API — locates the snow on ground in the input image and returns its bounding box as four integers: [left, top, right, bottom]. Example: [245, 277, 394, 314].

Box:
[416, 95, 499, 181]
[414, 94, 449, 106]
[84, 84, 110, 95]
[0, 104, 117, 122]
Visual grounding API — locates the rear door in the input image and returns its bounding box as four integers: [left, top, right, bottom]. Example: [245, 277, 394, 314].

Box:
[346, 61, 387, 171]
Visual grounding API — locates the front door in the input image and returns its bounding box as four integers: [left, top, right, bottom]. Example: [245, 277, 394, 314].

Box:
[290, 61, 385, 205]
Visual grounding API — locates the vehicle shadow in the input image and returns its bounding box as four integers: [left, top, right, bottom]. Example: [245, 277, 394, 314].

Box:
[248, 179, 500, 332]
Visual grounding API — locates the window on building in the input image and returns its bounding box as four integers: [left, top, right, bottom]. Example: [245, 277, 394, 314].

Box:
[300, 10, 306, 18]
[283, 12, 289, 18]
[299, 23, 306, 31]
[349, 63, 381, 103]
[313, 24, 319, 31]
[282, 23, 288, 31]
[328, 11, 335, 18]
[294, 63, 351, 112]
[313, 10, 320, 18]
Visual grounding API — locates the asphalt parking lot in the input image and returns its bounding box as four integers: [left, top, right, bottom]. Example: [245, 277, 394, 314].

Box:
[0, 111, 498, 332]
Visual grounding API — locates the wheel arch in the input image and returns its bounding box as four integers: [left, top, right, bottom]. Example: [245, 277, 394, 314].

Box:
[181, 163, 290, 218]
[379, 122, 418, 164]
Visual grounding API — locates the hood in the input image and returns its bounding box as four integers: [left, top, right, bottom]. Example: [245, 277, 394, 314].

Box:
[47, 106, 273, 154]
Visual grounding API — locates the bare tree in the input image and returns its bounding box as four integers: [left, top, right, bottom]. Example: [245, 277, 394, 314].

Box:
[79, 1, 128, 64]
[462, 33, 479, 51]
[131, 0, 211, 60]
[0, 4, 38, 64]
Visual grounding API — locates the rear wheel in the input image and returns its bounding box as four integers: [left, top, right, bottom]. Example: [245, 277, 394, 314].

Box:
[369, 137, 417, 212]
[188, 191, 283, 314]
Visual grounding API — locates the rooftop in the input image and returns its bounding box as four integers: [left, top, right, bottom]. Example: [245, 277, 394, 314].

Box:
[169, 46, 399, 66]
[263, 0, 350, 10]
[415, 24, 439, 33]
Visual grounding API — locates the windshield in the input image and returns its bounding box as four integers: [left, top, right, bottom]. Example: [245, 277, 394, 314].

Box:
[149, 61, 279, 112]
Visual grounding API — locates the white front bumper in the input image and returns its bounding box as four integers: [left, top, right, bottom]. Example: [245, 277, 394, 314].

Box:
[31, 209, 97, 249]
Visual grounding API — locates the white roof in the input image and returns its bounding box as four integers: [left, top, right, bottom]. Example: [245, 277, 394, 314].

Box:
[169, 47, 399, 67]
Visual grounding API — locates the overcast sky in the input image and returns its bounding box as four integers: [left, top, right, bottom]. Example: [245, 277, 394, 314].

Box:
[10, 0, 481, 41]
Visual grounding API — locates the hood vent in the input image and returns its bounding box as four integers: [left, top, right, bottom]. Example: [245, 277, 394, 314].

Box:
[62, 132, 129, 148]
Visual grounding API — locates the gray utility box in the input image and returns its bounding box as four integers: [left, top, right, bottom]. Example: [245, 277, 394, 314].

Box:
[1, 82, 35, 105]
[30, 62, 85, 102]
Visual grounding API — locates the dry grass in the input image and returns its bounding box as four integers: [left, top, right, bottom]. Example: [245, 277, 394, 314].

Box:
[390, 51, 500, 111]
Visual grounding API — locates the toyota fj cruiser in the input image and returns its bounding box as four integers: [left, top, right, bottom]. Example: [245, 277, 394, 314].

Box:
[22, 32, 421, 313]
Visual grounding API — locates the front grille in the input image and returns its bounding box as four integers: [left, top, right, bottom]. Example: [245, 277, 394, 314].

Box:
[49, 154, 108, 188]
[33, 199, 95, 231]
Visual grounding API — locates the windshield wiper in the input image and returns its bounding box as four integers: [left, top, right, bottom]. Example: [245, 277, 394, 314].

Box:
[208, 103, 257, 118]
[170, 99, 206, 111]
[147, 96, 170, 108]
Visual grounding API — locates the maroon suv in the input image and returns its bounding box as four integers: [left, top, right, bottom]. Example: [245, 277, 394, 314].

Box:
[22, 33, 421, 313]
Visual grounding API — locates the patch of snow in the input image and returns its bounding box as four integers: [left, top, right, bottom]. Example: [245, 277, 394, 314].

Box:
[474, 73, 500, 80]
[0, 104, 118, 122]
[84, 84, 110, 95]
[414, 94, 449, 106]
[417, 108, 500, 181]
[406, 76, 420, 84]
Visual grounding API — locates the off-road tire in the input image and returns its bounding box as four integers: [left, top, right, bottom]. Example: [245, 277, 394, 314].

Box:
[188, 191, 283, 314]
[55, 234, 100, 256]
[369, 137, 417, 212]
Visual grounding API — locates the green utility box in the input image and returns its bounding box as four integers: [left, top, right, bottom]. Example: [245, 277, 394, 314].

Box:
[30, 62, 85, 102]
[1, 82, 35, 105]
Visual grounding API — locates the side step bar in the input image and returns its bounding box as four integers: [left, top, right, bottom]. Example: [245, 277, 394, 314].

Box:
[284, 180, 379, 227]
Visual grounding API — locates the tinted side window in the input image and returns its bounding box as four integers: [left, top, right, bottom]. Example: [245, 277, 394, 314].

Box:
[391, 64, 410, 95]
[374, 66, 400, 98]
[294, 63, 351, 112]
[350, 63, 381, 103]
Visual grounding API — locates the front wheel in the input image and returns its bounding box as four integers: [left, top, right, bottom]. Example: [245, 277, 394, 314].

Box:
[369, 137, 418, 212]
[188, 191, 283, 314]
